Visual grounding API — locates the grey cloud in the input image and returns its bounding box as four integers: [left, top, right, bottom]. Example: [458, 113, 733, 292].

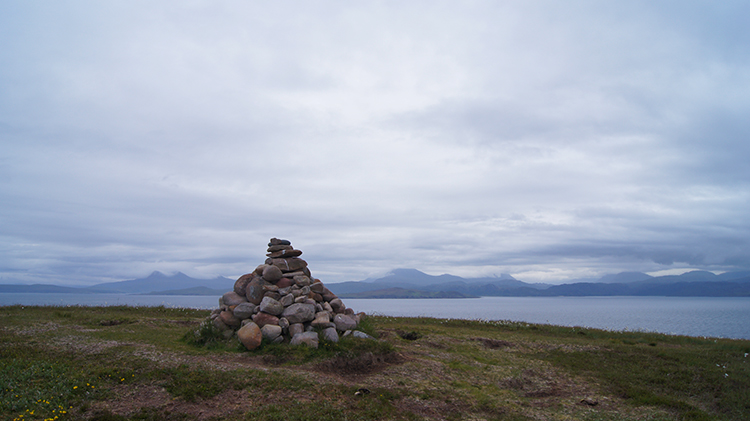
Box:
[1, 1, 749, 286]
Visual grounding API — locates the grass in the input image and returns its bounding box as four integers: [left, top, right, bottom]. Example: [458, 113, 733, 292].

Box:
[1, 305, 749, 420]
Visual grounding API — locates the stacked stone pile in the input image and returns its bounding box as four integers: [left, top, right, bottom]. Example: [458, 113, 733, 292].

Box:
[208, 238, 367, 350]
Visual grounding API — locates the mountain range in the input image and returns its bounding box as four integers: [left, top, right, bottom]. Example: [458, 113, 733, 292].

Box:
[328, 268, 750, 298]
[2, 268, 750, 297]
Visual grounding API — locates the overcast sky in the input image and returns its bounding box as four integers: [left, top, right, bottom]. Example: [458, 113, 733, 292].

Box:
[1, 1, 749, 286]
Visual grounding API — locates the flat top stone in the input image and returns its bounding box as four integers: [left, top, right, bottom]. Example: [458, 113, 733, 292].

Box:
[269, 238, 291, 246]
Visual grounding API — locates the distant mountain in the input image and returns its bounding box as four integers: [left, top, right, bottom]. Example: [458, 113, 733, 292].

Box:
[327, 268, 750, 298]
[85, 271, 235, 294]
[0, 272, 235, 295]
[141, 286, 226, 296]
[597, 272, 653, 283]
[0, 284, 86, 294]
[338, 287, 477, 299]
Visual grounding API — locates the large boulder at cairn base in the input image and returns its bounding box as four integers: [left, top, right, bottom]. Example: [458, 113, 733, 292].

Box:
[290, 331, 319, 348]
[281, 303, 316, 324]
[334, 314, 357, 332]
[237, 322, 262, 350]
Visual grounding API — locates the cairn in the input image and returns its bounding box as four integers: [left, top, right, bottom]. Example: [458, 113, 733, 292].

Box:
[208, 238, 367, 350]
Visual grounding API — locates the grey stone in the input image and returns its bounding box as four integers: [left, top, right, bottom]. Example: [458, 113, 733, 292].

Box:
[280, 293, 294, 307]
[322, 327, 339, 343]
[288, 323, 304, 337]
[278, 317, 290, 330]
[261, 324, 282, 341]
[290, 331, 319, 348]
[351, 330, 375, 340]
[334, 314, 357, 332]
[281, 303, 316, 324]
[260, 296, 284, 316]
[294, 275, 311, 287]
[233, 302, 256, 320]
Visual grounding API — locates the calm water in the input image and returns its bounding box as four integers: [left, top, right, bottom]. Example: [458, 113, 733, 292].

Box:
[2, 293, 749, 339]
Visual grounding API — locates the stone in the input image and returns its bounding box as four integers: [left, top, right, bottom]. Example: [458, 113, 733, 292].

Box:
[259, 296, 284, 316]
[266, 248, 303, 258]
[212, 317, 229, 331]
[310, 282, 325, 294]
[311, 315, 331, 328]
[288, 323, 304, 337]
[280, 293, 294, 307]
[329, 298, 345, 312]
[237, 322, 262, 350]
[294, 275, 312, 287]
[233, 302, 256, 319]
[219, 310, 242, 328]
[278, 317, 290, 330]
[322, 327, 339, 343]
[294, 295, 308, 303]
[322, 302, 333, 313]
[254, 264, 268, 276]
[264, 291, 281, 301]
[351, 330, 375, 340]
[262, 265, 283, 283]
[290, 331, 319, 348]
[321, 288, 337, 302]
[269, 238, 291, 246]
[311, 293, 323, 303]
[222, 291, 247, 307]
[276, 277, 294, 288]
[333, 313, 357, 332]
[279, 271, 306, 279]
[261, 324, 282, 341]
[252, 312, 279, 328]
[245, 277, 266, 305]
[344, 308, 355, 316]
[234, 274, 254, 296]
[267, 244, 293, 252]
[281, 303, 316, 324]
[269, 257, 308, 273]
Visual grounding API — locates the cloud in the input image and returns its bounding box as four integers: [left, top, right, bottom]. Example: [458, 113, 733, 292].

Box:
[1, 1, 749, 285]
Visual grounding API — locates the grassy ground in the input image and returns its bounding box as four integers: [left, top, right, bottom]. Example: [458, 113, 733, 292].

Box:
[1, 305, 749, 421]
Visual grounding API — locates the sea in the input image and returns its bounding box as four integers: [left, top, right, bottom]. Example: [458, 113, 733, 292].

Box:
[1, 293, 749, 340]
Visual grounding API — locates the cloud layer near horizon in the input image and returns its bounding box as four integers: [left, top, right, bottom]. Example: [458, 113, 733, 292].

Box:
[2, 1, 749, 285]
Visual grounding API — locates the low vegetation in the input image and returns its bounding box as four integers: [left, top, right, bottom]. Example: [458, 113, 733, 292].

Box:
[1, 305, 749, 420]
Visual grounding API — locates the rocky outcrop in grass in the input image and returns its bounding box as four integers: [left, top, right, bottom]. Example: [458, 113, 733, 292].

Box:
[206, 238, 367, 349]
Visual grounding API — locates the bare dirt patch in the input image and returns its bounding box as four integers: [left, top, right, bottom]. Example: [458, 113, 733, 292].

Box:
[84, 385, 256, 420]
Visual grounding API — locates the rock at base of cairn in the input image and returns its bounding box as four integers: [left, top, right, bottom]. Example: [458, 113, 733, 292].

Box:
[205, 238, 369, 349]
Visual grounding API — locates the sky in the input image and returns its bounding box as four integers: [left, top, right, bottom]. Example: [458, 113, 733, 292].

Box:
[1, 1, 749, 286]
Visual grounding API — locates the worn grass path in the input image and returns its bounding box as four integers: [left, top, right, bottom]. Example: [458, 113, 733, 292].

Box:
[1, 305, 749, 420]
